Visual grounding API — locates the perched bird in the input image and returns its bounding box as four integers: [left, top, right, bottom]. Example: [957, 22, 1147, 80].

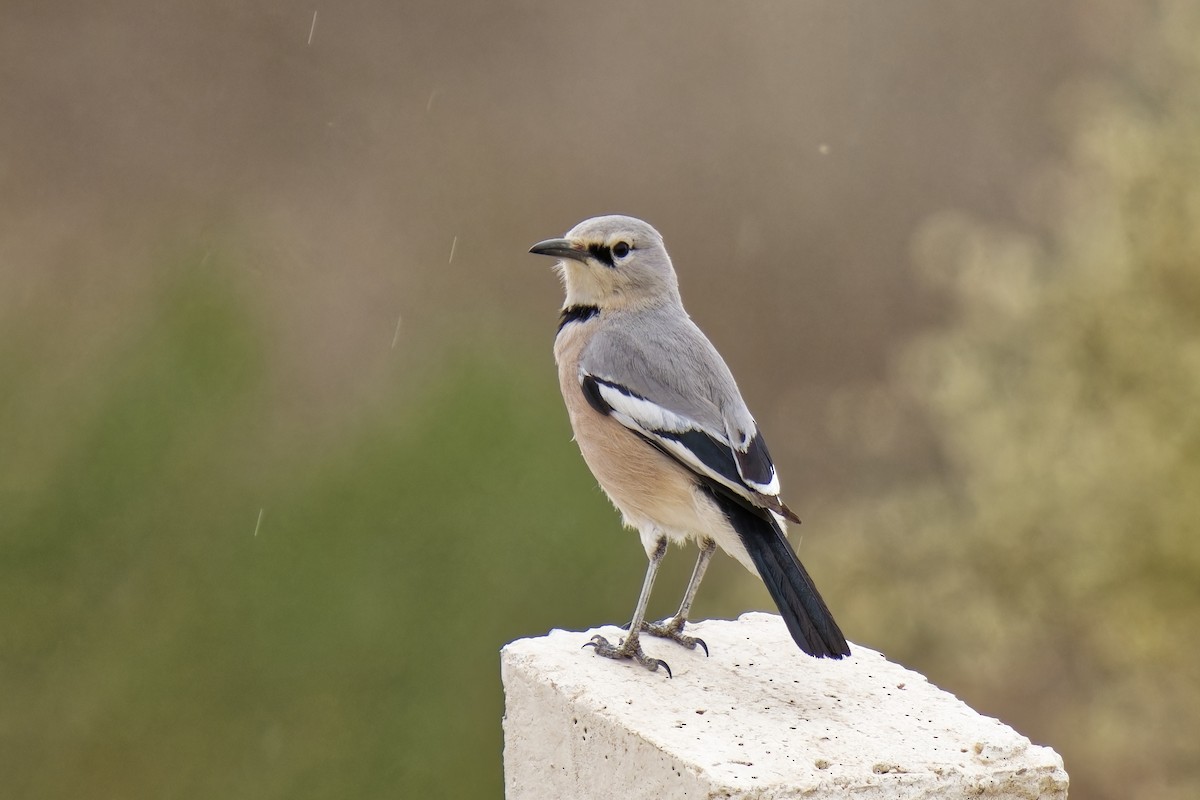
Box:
[530, 215, 850, 677]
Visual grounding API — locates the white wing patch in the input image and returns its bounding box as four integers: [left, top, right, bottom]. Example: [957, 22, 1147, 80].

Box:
[594, 381, 693, 434]
[744, 466, 780, 496]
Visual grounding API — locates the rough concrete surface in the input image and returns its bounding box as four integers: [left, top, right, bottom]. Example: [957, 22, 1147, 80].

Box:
[502, 612, 1068, 799]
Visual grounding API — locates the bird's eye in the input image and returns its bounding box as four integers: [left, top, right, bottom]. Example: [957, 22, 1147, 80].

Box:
[612, 242, 631, 259]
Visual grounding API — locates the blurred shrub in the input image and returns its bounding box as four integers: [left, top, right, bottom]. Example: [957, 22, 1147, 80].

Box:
[823, 3, 1200, 799]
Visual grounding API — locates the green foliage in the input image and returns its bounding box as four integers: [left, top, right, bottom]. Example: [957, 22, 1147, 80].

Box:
[0, 253, 647, 799]
[825, 4, 1200, 798]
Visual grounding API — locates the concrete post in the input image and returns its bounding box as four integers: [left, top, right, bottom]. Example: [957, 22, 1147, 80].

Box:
[502, 612, 1068, 799]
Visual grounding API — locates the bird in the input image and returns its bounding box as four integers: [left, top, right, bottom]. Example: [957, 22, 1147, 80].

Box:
[529, 214, 850, 677]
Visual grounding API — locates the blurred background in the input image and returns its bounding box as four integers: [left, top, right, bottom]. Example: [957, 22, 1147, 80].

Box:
[2, 1, 1197, 797]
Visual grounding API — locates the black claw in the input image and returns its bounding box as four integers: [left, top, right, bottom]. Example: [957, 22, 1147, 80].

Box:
[582, 633, 672, 678]
[695, 638, 709, 657]
[583, 634, 610, 651]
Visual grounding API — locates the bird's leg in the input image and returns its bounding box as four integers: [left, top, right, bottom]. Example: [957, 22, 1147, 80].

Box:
[584, 537, 672, 677]
[641, 538, 716, 656]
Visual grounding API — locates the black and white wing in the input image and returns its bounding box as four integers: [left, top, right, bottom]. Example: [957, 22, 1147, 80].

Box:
[579, 371, 799, 523]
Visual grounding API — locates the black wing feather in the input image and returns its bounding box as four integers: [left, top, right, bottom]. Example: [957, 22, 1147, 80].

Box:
[580, 374, 613, 415]
[734, 430, 775, 488]
[656, 428, 743, 487]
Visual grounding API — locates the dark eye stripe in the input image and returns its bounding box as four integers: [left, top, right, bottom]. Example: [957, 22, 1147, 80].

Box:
[587, 243, 615, 268]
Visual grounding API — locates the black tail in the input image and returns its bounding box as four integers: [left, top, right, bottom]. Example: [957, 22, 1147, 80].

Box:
[704, 487, 850, 658]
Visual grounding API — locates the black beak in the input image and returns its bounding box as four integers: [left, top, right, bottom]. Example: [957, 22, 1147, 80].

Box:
[529, 237, 589, 263]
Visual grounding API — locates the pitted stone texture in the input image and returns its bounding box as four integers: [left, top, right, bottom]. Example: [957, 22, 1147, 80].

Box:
[502, 612, 1068, 799]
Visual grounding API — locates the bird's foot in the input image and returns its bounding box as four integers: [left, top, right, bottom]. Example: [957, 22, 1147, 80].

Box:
[583, 633, 672, 678]
[637, 616, 709, 656]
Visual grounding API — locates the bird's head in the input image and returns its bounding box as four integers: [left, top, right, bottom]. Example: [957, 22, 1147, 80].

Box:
[530, 215, 681, 310]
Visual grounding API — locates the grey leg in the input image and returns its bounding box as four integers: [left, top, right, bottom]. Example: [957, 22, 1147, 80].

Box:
[584, 537, 673, 677]
[641, 538, 716, 655]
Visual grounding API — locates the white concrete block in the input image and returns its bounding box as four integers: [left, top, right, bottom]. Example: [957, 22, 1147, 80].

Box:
[502, 612, 1068, 799]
